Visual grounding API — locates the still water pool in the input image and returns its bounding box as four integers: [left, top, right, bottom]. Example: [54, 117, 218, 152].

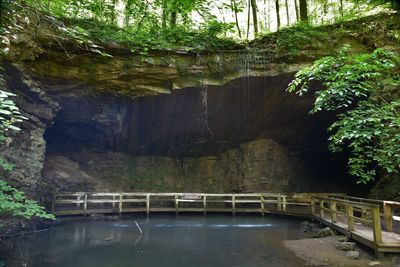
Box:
[1, 215, 306, 267]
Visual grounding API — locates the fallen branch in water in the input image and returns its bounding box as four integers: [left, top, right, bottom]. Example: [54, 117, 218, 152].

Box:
[135, 221, 143, 235]
[103, 235, 114, 241]
[0, 228, 49, 239]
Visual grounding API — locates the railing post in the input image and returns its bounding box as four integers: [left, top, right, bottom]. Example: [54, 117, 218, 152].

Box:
[282, 196, 287, 212]
[203, 194, 207, 215]
[260, 195, 265, 216]
[277, 195, 282, 211]
[361, 206, 367, 220]
[330, 201, 337, 223]
[232, 195, 236, 215]
[52, 193, 56, 213]
[83, 193, 88, 215]
[346, 204, 354, 231]
[77, 194, 81, 208]
[319, 200, 324, 218]
[310, 198, 315, 215]
[372, 206, 383, 245]
[383, 202, 393, 232]
[119, 193, 123, 213]
[146, 194, 150, 215]
[175, 194, 179, 215]
[112, 195, 116, 208]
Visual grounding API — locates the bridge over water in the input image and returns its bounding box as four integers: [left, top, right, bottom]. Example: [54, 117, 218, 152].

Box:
[52, 192, 400, 257]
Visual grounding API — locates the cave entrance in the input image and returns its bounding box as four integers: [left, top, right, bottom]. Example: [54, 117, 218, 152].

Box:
[43, 74, 355, 193]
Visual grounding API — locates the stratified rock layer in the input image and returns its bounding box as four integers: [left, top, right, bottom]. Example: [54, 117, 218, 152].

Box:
[58, 139, 306, 192]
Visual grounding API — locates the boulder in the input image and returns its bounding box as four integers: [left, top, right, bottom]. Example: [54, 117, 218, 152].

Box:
[313, 227, 334, 238]
[335, 241, 356, 251]
[337, 236, 349, 242]
[346, 251, 360, 260]
[369, 261, 381, 266]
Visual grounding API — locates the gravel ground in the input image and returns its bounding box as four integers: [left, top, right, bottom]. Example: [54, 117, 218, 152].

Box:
[284, 236, 399, 267]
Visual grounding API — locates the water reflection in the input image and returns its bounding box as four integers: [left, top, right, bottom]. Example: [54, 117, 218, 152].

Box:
[0, 214, 306, 267]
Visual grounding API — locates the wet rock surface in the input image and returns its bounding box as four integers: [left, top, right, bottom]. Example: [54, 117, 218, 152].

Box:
[59, 139, 306, 192]
[0, 63, 59, 196]
[336, 241, 357, 251]
[346, 251, 360, 260]
[313, 227, 335, 238]
[41, 74, 354, 193]
[42, 156, 111, 192]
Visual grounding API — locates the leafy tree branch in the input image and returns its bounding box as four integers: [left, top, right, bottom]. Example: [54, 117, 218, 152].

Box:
[288, 48, 400, 183]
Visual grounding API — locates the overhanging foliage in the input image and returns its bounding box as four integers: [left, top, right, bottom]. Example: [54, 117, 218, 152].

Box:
[288, 48, 400, 183]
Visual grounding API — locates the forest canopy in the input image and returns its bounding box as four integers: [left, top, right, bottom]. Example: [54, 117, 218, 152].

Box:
[1, 0, 397, 52]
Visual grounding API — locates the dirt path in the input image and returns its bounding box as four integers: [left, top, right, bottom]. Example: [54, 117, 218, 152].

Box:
[284, 236, 398, 267]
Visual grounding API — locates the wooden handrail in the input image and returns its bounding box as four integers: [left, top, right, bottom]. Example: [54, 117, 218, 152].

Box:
[52, 192, 342, 215]
[323, 195, 400, 233]
[312, 195, 383, 247]
[312, 196, 380, 209]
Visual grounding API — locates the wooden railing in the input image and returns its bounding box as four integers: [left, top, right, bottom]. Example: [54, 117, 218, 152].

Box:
[52, 192, 345, 216]
[324, 195, 400, 233]
[51, 192, 400, 257]
[311, 196, 383, 244]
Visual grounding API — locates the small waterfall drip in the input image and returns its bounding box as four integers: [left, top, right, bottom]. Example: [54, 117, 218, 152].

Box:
[197, 52, 214, 138]
[200, 84, 214, 137]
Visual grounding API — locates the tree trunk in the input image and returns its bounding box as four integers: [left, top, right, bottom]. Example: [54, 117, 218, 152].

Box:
[339, 0, 344, 18]
[162, 0, 168, 28]
[111, 0, 117, 24]
[250, 0, 258, 35]
[231, 0, 242, 38]
[299, 0, 308, 23]
[294, 0, 299, 22]
[267, 0, 271, 31]
[170, 11, 177, 27]
[322, 0, 328, 24]
[285, 0, 290, 25]
[246, 0, 251, 38]
[124, 0, 133, 27]
[275, 0, 281, 29]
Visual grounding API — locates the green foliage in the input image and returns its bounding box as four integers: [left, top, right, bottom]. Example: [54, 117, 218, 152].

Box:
[20, 0, 239, 53]
[0, 90, 26, 143]
[63, 18, 238, 53]
[252, 22, 333, 58]
[0, 77, 55, 221]
[288, 48, 400, 183]
[0, 180, 55, 220]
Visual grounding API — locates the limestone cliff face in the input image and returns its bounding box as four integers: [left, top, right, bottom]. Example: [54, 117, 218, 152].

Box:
[3, 12, 398, 195]
[0, 51, 355, 194]
[51, 139, 306, 193]
[39, 74, 353, 193]
[0, 64, 59, 196]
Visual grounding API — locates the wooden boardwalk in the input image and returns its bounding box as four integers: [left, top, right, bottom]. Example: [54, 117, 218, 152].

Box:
[311, 195, 400, 257]
[52, 192, 400, 257]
